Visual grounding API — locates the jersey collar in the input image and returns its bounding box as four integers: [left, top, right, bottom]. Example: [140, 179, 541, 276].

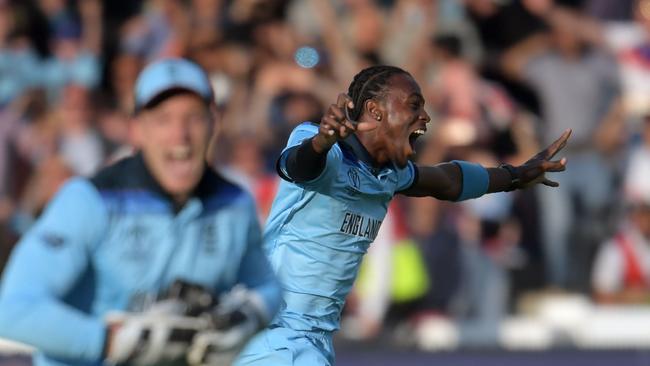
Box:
[339, 133, 393, 173]
[132, 152, 222, 213]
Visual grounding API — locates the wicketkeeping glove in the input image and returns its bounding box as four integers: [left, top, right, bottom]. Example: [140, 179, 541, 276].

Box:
[105, 298, 212, 366]
[186, 286, 269, 366]
[105, 280, 218, 366]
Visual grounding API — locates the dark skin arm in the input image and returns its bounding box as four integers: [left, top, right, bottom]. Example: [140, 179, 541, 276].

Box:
[401, 129, 572, 200]
[309, 92, 571, 199]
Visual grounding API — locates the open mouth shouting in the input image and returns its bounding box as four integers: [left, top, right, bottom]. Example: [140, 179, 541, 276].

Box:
[165, 145, 196, 178]
[408, 126, 427, 157]
[409, 128, 426, 148]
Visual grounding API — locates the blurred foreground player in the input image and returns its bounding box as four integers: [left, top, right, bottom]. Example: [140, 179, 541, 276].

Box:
[0, 58, 281, 366]
[237, 65, 571, 365]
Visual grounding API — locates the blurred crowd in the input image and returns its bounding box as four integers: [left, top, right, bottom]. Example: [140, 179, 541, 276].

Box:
[2, 0, 650, 350]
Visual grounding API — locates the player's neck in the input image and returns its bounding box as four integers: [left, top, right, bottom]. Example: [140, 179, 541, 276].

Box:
[171, 194, 190, 213]
[355, 131, 390, 168]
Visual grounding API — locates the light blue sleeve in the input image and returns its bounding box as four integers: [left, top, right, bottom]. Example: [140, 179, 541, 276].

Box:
[0, 178, 108, 362]
[235, 196, 282, 321]
[395, 161, 417, 192]
[276, 122, 342, 192]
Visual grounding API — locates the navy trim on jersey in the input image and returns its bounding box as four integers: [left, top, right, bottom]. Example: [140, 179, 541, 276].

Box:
[338, 134, 378, 169]
[396, 164, 419, 194]
[202, 183, 246, 213]
[91, 152, 244, 214]
[98, 190, 171, 214]
[92, 153, 169, 198]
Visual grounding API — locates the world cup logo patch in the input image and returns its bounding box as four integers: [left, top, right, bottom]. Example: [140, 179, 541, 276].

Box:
[347, 168, 360, 190]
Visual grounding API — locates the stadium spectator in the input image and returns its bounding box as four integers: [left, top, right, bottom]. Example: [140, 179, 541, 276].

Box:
[0, 5, 39, 107]
[592, 112, 650, 304]
[592, 196, 650, 304]
[53, 84, 104, 176]
[40, 0, 102, 103]
[502, 5, 624, 290]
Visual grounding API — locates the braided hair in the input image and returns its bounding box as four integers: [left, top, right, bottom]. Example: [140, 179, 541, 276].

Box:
[347, 65, 410, 121]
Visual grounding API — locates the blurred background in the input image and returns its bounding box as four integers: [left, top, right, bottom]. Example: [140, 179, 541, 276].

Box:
[2, 0, 650, 365]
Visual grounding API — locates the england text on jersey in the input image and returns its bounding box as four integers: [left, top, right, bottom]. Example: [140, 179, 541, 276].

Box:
[339, 212, 382, 240]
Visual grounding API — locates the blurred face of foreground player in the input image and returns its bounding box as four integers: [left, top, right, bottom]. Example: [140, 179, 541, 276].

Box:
[134, 91, 215, 204]
[352, 72, 431, 168]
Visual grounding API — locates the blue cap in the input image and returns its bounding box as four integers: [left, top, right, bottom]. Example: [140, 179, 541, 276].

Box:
[134, 58, 214, 112]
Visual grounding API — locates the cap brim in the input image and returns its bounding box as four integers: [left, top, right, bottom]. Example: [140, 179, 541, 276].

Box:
[135, 87, 212, 114]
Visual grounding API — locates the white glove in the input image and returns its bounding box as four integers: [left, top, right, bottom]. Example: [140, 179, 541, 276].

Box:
[106, 299, 211, 366]
[187, 287, 268, 366]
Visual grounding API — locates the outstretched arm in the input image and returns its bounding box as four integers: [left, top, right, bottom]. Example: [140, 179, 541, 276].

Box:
[401, 129, 572, 200]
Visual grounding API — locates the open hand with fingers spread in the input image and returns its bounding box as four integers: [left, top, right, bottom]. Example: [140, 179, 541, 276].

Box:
[312, 93, 379, 153]
[504, 129, 572, 190]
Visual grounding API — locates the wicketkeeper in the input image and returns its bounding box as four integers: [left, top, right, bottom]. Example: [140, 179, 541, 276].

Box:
[0, 58, 282, 366]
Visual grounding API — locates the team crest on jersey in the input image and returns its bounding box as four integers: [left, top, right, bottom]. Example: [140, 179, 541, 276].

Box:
[347, 168, 360, 190]
[122, 223, 150, 261]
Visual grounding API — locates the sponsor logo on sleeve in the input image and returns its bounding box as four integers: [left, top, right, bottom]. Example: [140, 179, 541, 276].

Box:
[41, 233, 66, 248]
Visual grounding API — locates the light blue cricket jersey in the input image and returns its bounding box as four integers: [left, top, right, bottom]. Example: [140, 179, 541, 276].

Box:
[0, 153, 281, 366]
[264, 122, 416, 332]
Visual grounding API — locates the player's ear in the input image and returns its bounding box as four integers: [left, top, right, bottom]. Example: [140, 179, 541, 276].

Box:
[365, 99, 383, 122]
